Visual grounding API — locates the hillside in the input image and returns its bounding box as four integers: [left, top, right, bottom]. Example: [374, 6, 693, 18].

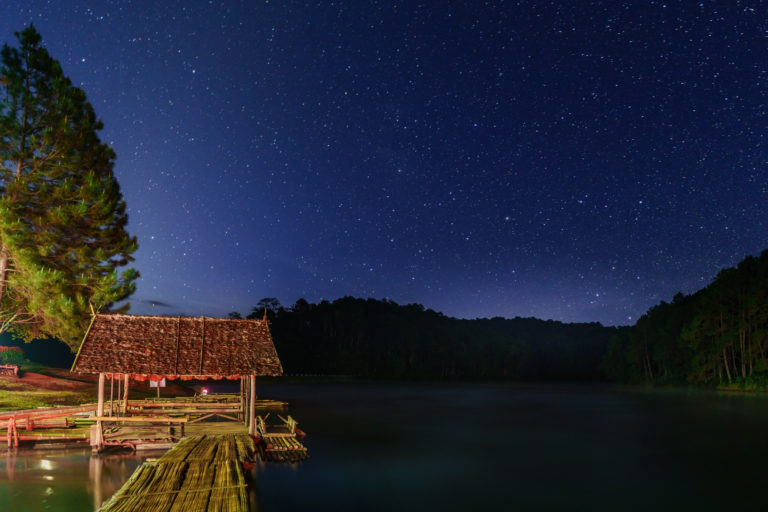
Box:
[241, 297, 617, 380]
[603, 249, 768, 388]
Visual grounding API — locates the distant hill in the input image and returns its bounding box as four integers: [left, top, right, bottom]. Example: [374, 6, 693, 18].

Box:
[241, 297, 617, 380]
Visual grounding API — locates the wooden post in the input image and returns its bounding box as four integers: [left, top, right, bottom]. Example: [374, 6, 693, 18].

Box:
[95, 372, 105, 452]
[97, 373, 105, 416]
[109, 374, 114, 417]
[243, 377, 249, 427]
[240, 377, 246, 422]
[123, 374, 130, 415]
[7, 416, 15, 447]
[249, 375, 256, 436]
[116, 374, 122, 415]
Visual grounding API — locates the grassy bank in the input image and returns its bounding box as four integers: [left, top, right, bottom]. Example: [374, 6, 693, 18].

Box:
[0, 387, 92, 410]
[716, 375, 768, 393]
[0, 360, 193, 411]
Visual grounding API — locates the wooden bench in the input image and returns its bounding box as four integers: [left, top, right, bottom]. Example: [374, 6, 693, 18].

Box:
[0, 364, 18, 377]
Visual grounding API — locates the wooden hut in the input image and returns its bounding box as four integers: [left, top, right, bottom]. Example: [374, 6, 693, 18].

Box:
[71, 313, 282, 445]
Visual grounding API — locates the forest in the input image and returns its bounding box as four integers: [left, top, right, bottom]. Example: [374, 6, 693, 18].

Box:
[603, 249, 768, 388]
[233, 297, 614, 380]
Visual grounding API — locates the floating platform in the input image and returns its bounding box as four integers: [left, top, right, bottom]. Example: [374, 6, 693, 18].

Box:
[98, 434, 255, 512]
[254, 414, 309, 463]
[0, 398, 287, 451]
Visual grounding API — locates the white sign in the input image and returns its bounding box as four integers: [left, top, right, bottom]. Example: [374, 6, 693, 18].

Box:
[149, 378, 166, 388]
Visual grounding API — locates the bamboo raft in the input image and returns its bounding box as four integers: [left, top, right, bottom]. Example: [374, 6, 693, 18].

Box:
[98, 434, 255, 512]
[254, 414, 309, 463]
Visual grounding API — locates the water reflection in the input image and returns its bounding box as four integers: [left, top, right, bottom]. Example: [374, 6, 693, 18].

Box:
[5, 450, 15, 482]
[88, 452, 144, 510]
[0, 448, 158, 510]
[1, 448, 265, 510]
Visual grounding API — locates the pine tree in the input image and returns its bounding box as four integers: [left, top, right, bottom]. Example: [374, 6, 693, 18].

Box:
[0, 25, 138, 349]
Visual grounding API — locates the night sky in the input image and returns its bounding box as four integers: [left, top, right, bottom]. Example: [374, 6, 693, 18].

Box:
[2, 1, 767, 326]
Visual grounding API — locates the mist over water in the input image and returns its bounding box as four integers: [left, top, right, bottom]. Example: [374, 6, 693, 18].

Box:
[2, 382, 768, 511]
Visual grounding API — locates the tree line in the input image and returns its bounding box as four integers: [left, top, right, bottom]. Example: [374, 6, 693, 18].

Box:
[232, 297, 615, 380]
[603, 249, 768, 387]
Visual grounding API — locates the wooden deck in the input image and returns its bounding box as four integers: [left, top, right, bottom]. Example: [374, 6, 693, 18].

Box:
[98, 434, 255, 512]
[0, 396, 286, 451]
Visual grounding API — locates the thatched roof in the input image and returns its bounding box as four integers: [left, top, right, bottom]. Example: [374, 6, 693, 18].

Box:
[71, 314, 282, 379]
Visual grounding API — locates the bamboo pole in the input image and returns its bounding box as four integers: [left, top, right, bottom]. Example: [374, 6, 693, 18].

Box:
[117, 374, 122, 416]
[96, 372, 105, 450]
[249, 375, 256, 436]
[97, 373, 105, 416]
[123, 374, 130, 415]
[240, 377, 245, 421]
[109, 374, 114, 416]
[243, 377, 249, 428]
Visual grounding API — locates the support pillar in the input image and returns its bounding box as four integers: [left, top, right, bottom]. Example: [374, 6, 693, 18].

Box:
[97, 373, 105, 416]
[95, 373, 105, 452]
[109, 374, 114, 417]
[123, 374, 130, 415]
[243, 377, 249, 427]
[239, 377, 245, 422]
[249, 375, 256, 436]
[116, 375, 121, 415]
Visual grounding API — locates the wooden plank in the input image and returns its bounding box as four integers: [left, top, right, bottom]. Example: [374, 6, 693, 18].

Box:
[90, 416, 188, 423]
[128, 408, 237, 415]
[0, 404, 97, 422]
[129, 402, 240, 409]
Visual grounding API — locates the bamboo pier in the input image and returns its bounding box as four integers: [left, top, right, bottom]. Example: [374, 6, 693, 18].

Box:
[98, 434, 255, 512]
[0, 313, 311, 510]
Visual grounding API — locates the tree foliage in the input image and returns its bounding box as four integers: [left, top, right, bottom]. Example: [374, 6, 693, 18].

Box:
[0, 26, 138, 348]
[603, 249, 768, 387]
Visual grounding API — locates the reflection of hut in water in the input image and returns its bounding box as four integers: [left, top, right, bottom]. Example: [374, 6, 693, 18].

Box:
[71, 313, 283, 449]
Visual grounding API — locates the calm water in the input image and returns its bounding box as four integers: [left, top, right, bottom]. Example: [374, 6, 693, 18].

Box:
[2, 382, 768, 511]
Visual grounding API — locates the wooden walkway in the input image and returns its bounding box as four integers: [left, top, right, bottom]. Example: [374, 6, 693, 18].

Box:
[98, 434, 255, 512]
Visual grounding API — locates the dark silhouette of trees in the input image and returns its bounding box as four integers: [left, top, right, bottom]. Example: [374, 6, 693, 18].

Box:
[233, 297, 616, 380]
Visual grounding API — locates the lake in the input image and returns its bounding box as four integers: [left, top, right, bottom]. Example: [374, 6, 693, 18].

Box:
[2, 382, 768, 511]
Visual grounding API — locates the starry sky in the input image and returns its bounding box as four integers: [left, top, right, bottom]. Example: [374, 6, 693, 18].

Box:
[2, 1, 767, 326]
